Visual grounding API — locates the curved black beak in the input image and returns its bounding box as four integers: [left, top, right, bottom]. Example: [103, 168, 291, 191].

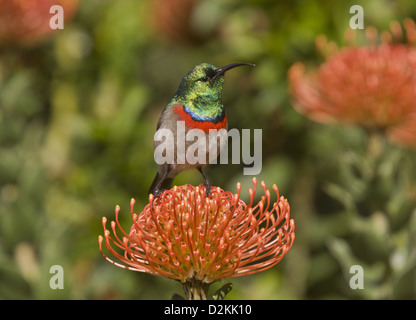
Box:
[214, 62, 255, 78]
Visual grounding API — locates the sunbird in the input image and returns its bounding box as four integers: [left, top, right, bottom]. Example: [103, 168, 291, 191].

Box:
[149, 62, 254, 197]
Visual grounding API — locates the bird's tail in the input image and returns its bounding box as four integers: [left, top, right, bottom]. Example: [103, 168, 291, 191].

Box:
[148, 171, 174, 196]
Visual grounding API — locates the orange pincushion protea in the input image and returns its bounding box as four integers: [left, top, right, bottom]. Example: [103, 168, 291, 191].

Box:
[99, 179, 294, 296]
[289, 19, 416, 148]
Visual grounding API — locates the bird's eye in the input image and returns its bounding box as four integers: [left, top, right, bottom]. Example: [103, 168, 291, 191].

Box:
[200, 76, 210, 82]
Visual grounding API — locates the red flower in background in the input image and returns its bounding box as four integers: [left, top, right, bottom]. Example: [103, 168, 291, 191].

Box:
[289, 19, 416, 148]
[99, 180, 294, 294]
[149, 0, 197, 43]
[0, 0, 78, 46]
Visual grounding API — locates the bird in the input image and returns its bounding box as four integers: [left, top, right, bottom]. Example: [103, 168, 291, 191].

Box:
[148, 62, 254, 197]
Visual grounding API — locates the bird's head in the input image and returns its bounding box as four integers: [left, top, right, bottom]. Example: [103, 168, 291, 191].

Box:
[174, 62, 254, 103]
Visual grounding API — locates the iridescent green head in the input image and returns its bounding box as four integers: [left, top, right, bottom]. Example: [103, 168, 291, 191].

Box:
[169, 62, 254, 118]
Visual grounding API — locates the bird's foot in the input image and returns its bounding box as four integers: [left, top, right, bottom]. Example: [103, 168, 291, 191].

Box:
[153, 188, 168, 198]
[205, 182, 211, 198]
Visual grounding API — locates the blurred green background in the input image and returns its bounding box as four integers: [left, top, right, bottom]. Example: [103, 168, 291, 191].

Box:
[1, 0, 416, 299]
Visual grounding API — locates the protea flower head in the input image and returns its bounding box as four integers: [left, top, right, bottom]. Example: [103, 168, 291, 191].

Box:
[98, 179, 295, 299]
[289, 19, 416, 148]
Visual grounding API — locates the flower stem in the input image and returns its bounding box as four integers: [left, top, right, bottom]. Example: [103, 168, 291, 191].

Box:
[182, 279, 211, 300]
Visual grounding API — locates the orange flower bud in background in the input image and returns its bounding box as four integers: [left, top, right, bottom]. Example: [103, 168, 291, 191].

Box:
[0, 0, 78, 46]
